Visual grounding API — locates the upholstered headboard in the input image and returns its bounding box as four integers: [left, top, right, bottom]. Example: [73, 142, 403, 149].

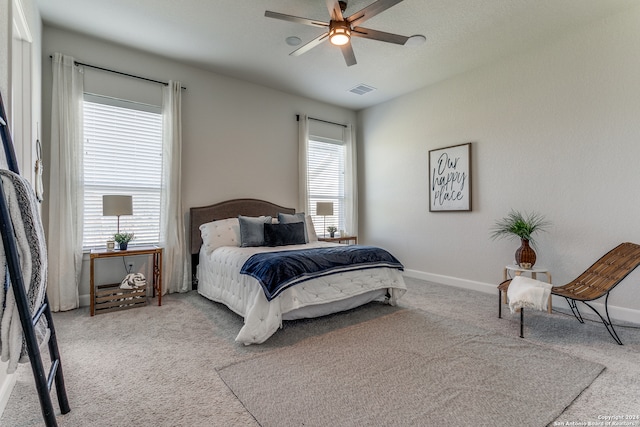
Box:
[189, 198, 295, 287]
[189, 198, 295, 255]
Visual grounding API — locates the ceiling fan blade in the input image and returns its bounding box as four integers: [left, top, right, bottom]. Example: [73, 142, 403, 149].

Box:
[265, 10, 328, 28]
[347, 0, 404, 27]
[352, 26, 409, 45]
[340, 43, 357, 66]
[290, 32, 330, 56]
[325, 0, 345, 21]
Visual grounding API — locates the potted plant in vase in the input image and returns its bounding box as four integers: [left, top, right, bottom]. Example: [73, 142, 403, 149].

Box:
[114, 232, 134, 250]
[490, 210, 550, 269]
[327, 226, 338, 238]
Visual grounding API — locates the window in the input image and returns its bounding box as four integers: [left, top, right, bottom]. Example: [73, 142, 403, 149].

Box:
[308, 136, 346, 236]
[82, 94, 163, 248]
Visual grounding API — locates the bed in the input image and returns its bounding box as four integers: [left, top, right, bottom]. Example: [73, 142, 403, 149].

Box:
[190, 198, 407, 344]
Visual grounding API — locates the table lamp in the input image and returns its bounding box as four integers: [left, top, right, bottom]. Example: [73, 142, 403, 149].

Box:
[316, 201, 334, 238]
[103, 195, 133, 234]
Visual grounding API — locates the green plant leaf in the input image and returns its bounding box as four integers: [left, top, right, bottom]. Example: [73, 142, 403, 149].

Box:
[489, 210, 550, 246]
[114, 232, 135, 243]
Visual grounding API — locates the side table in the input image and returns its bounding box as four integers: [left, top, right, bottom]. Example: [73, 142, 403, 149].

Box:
[318, 236, 358, 245]
[501, 264, 552, 313]
[90, 246, 163, 316]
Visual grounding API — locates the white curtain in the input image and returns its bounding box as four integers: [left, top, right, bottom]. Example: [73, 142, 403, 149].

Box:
[48, 53, 84, 311]
[298, 115, 358, 234]
[297, 114, 310, 213]
[160, 81, 189, 293]
[344, 123, 358, 236]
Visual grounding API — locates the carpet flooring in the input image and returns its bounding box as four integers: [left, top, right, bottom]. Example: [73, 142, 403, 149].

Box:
[2, 277, 639, 426]
[218, 309, 603, 427]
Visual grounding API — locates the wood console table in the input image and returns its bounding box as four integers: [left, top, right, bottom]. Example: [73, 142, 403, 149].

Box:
[318, 236, 358, 245]
[90, 246, 163, 316]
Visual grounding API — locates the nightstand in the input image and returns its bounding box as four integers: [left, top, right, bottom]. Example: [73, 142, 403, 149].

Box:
[318, 236, 358, 245]
[90, 246, 163, 316]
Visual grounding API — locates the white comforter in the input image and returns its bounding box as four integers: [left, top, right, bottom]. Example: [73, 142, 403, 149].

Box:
[197, 241, 406, 344]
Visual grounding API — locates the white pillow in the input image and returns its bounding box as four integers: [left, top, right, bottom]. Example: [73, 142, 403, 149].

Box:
[305, 215, 318, 242]
[199, 218, 240, 254]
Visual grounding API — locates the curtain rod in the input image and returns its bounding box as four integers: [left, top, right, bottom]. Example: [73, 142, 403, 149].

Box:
[49, 55, 186, 90]
[296, 114, 347, 128]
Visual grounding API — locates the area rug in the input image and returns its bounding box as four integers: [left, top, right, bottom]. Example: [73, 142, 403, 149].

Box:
[218, 309, 604, 427]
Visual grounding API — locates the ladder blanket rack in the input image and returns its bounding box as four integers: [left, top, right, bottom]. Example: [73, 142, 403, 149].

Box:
[0, 91, 70, 426]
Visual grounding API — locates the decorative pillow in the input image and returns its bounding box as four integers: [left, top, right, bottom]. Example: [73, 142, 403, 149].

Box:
[278, 212, 309, 243]
[238, 215, 272, 247]
[263, 222, 306, 247]
[199, 218, 240, 254]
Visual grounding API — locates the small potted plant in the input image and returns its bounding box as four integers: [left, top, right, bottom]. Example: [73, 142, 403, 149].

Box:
[490, 210, 550, 268]
[114, 232, 134, 250]
[327, 226, 338, 238]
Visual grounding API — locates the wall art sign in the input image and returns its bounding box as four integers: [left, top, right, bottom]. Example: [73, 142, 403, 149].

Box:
[428, 142, 472, 211]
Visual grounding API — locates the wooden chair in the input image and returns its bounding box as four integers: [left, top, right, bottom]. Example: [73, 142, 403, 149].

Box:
[498, 242, 640, 345]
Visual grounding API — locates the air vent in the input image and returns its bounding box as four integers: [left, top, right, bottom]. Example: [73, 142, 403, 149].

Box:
[349, 84, 376, 95]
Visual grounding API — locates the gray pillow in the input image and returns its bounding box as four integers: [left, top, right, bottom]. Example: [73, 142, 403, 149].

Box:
[278, 212, 308, 243]
[238, 215, 272, 247]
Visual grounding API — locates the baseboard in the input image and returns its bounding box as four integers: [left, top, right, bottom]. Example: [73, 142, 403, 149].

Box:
[403, 269, 640, 325]
[404, 269, 497, 294]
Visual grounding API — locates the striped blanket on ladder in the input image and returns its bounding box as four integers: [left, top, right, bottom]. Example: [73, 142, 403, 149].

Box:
[0, 169, 49, 373]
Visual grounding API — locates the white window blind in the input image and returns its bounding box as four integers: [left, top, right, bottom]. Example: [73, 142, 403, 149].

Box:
[82, 95, 163, 249]
[308, 137, 345, 236]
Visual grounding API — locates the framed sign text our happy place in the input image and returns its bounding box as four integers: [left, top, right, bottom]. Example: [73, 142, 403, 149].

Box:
[428, 143, 472, 212]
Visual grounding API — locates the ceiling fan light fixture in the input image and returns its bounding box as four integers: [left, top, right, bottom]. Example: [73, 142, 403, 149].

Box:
[329, 21, 351, 46]
[265, 0, 407, 66]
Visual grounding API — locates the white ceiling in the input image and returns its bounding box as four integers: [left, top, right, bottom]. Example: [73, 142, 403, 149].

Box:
[36, 0, 637, 110]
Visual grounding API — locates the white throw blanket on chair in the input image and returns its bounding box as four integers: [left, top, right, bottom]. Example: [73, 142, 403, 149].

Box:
[507, 275, 553, 314]
[0, 169, 50, 373]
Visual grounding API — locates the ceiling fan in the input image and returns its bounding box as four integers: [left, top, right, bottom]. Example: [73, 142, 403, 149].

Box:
[265, 0, 409, 66]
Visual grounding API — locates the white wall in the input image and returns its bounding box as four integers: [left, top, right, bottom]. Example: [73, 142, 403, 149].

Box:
[41, 26, 357, 303]
[358, 6, 640, 322]
[0, 0, 42, 414]
[0, 0, 41, 181]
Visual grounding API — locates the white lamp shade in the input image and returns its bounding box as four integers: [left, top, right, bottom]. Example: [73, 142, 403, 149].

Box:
[316, 201, 334, 216]
[102, 195, 133, 216]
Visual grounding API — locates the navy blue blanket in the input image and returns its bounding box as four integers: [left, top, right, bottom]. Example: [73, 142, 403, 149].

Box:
[240, 245, 404, 301]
